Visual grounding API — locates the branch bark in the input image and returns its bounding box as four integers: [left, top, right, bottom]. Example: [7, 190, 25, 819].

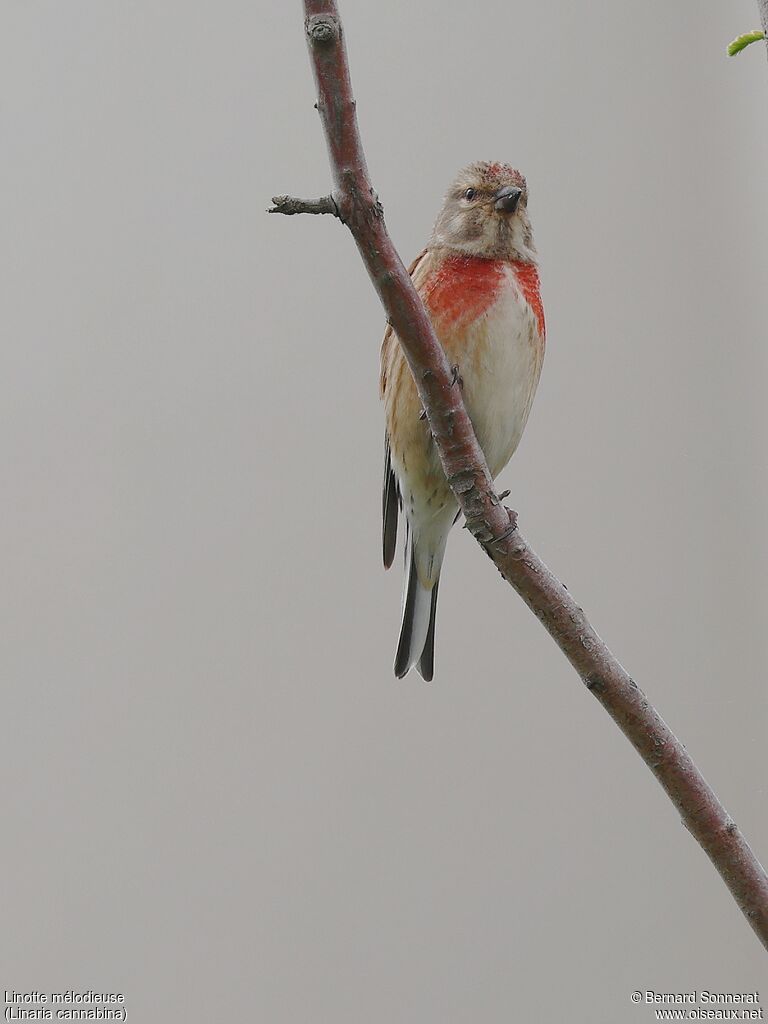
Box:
[273, 0, 768, 951]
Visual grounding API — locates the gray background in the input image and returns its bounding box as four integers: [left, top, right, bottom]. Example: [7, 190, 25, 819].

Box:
[2, 1, 767, 1021]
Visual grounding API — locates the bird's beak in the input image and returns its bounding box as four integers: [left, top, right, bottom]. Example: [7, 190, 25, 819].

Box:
[494, 186, 522, 213]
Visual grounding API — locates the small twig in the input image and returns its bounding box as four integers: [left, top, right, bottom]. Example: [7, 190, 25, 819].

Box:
[269, 195, 339, 217]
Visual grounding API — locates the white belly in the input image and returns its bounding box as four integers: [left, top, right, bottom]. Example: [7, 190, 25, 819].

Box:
[459, 266, 544, 479]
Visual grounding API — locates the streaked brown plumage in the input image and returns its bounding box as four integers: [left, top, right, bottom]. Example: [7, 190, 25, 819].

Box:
[380, 162, 546, 680]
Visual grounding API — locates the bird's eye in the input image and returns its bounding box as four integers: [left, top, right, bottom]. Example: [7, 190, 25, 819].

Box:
[463, 188, 477, 201]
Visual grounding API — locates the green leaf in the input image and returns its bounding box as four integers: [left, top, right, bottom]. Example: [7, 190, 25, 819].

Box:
[727, 30, 765, 56]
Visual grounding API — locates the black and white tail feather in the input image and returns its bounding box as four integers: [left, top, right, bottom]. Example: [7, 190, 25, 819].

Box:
[383, 441, 440, 681]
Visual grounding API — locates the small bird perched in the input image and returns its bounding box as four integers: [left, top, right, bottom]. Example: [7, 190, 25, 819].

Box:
[380, 161, 545, 680]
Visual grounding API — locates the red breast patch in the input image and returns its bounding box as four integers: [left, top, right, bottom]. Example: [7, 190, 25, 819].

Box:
[511, 260, 546, 338]
[422, 256, 505, 330]
[422, 255, 545, 338]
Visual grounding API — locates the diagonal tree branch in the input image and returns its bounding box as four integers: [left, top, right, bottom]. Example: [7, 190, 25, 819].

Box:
[272, 0, 768, 951]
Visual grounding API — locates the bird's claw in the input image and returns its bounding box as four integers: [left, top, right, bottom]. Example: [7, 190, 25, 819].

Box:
[490, 507, 519, 547]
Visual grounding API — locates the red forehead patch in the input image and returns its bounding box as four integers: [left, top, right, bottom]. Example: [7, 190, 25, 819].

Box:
[484, 162, 525, 187]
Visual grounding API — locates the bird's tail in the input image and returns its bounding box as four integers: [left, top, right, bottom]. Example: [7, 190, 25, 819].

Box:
[394, 529, 442, 681]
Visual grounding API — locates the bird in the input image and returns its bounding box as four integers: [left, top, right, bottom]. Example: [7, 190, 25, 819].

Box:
[380, 161, 545, 680]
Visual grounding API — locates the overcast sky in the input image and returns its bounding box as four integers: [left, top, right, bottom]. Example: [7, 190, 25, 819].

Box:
[2, 2, 767, 1020]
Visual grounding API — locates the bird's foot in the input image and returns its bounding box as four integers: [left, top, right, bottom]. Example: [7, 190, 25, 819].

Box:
[490, 507, 519, 548]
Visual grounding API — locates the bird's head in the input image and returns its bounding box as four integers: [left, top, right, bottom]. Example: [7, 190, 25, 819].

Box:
[430, 161, 536, 262]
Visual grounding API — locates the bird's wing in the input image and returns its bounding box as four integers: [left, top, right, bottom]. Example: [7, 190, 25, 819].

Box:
[379, 248, 431, 397]
[380, 248, 431, 569]
[382, 439, 399, 569]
